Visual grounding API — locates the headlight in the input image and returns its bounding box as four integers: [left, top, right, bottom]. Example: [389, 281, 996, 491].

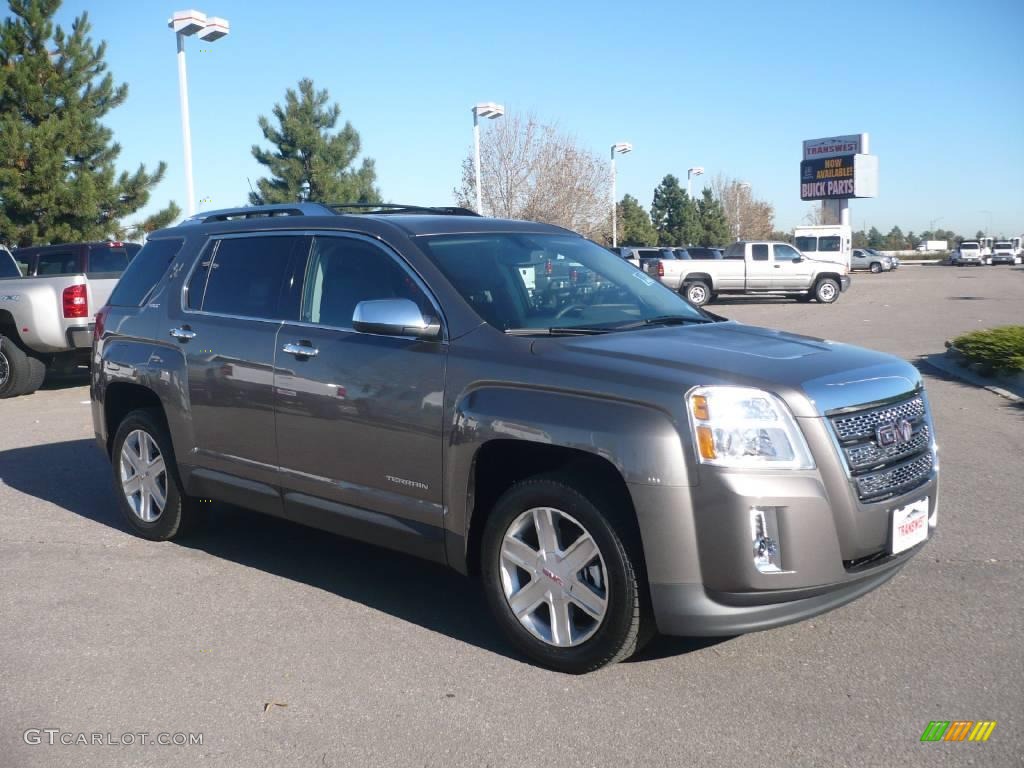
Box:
[687, 386, 814, 469]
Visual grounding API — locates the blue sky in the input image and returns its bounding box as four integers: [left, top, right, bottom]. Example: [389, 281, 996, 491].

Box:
[40, 0, 1024, 236]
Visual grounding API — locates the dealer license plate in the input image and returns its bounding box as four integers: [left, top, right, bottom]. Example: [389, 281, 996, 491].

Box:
[891, 497, 929, 554]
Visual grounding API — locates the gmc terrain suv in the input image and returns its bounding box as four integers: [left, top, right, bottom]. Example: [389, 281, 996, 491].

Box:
[92, 203, 939, 673]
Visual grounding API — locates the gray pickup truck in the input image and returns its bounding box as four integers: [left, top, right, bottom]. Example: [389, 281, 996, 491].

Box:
[92, 203, 938, 673]
[0, 241, 139, 397]
[652, 241, 851, 307]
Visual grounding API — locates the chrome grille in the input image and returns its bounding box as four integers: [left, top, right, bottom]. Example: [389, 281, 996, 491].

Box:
[831, 396, 925, 441]
[855, 452, 934, 500]
[844, 424, 930, 470]
[828, 394, 934, 502]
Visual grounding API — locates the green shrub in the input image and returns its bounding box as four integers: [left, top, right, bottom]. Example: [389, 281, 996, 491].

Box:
[951, 326, 1024, 373]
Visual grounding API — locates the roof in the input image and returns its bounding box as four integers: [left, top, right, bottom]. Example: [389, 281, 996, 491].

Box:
[165, 203, 573, 239]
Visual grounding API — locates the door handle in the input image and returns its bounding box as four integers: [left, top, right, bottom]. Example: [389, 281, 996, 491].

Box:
[282, 342, 319, 358]
[169, 327, 196, 341]
[774, 265, 782, 268]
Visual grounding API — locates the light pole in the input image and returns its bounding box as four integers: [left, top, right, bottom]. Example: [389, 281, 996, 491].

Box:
[610, 142, 632, 247]
[168, 10, 230, 216]
[686, 166, 704, 198]
[472, 102, 504, 215]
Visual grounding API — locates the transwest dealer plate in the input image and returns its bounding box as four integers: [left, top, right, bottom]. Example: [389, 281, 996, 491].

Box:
[891, 497, 929, 554]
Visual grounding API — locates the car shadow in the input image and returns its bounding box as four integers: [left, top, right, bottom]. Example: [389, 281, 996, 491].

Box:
[0, 438, 725, 668]
[41, 370, 91, 391]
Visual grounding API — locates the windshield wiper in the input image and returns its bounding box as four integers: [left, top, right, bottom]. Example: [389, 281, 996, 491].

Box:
[505, 326, 612, 336]
[613, 315, 714, 330]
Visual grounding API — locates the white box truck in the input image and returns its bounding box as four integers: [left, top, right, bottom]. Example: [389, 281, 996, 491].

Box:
[793, 224, 852, 271]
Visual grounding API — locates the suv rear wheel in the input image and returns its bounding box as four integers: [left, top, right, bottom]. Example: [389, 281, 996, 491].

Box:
[111, 408, 200, 540]
[481, 476, 649, 673]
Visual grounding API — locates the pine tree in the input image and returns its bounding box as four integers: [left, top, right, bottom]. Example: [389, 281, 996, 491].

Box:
[616, 194, 657, 246]
[885, 226, 905, 250]
[250, 78, 380, 205]
[866, 226, 885, 248]
[0, 0, 179, 247]
[650, 175, 700, 246]
[695, 187, 730, 246]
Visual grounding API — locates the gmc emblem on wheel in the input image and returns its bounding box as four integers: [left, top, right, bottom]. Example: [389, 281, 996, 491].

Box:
[876, 419, 913, 447]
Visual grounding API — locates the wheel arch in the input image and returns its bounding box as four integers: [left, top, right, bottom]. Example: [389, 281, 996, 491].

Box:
[445, 386, 692, 574]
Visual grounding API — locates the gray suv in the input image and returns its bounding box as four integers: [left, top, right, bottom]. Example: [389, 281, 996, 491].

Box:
[92, 203, 939, 673]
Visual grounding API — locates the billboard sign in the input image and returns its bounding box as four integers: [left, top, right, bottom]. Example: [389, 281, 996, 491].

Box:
[802, 134, 864, 161]
[800, 154, 878, 200]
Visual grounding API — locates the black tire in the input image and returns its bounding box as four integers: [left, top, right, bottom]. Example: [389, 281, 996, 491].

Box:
[683, 281, 711, 307]
[0, 334, 32, 398]
[111, 408, 200, 541]
[869, 262, 882, 273]
[814, 277, 840, 304]
[22, 354, 47, 395]
[480, 476, 650, 673]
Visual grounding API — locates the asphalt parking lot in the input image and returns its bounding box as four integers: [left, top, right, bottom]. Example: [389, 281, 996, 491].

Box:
[2, 264, 1022, 768]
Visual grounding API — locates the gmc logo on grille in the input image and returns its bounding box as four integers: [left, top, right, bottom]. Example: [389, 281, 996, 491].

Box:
[876, 419, 913, 447]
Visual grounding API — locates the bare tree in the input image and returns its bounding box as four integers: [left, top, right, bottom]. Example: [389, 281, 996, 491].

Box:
[802, 204, 826, 225]
[455, 113, 611, 241]
[710, 174, 776, 240]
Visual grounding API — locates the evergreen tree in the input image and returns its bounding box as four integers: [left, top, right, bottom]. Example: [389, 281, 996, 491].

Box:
[885, 226, 905, 249]
[0, 0, 178, 247]
[250, 78, 380, 205]
[650, 175, 700, 246]
[695, 187, 730, 246]
[852, 229, 868, 249]
[866, 226, 885, 248]
[616, 194, 657, 246]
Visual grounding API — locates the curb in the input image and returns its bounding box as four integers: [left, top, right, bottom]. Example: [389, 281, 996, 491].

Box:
[920, 352, 1023, 403]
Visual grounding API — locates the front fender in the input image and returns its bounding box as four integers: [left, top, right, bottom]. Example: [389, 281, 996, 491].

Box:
[445, 384, 692, 568]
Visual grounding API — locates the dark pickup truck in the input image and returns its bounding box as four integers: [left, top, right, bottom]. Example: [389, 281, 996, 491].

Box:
[91, 203, 938, 673]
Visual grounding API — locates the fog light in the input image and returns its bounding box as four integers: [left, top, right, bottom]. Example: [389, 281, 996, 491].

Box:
[750, 507, 785, 574]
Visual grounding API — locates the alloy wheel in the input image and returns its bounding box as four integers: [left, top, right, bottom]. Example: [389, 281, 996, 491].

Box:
[119, 429, 168, 522]
[818, 282, 836, 301]
[499, 506, 608, 647]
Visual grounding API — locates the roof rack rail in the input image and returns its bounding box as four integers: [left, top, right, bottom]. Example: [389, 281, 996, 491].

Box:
[178, 202, 335, 225]
[325, 203, 481, 217]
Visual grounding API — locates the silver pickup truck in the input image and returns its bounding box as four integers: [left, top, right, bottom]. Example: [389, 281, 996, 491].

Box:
[649, 241, 851, 307]
[0, 241, 138, 398]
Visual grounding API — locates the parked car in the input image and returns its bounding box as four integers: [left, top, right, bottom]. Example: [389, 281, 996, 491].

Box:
[686, 247, 724, 260]
[0, 240, 140, 397]
[92, 203, 937, 673]
[851, 248, 894, 273]
[615, 246, 677, 271]
[990, 242, 1021, 265]
[662, 241, 850, 306]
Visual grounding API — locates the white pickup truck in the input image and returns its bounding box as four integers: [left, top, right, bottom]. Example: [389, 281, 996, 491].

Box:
[647, 241, 851, 306]
[0, 241, 138, 398]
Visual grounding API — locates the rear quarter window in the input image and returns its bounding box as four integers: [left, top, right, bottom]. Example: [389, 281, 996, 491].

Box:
[107, 239, 186, 306]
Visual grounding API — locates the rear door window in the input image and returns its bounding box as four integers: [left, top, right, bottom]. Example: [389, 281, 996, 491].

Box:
[188, 235, 308, 320]
[108, 239, 186, 306]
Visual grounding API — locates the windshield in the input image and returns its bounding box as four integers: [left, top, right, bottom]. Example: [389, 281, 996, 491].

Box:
[960, 243, 979, 251]
[994, 242, 1011, 249]
[794, 236, 816, 252]
[418, 233, 707, 332]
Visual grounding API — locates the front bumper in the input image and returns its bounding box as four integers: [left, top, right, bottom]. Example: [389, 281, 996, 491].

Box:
[840, 275, 852, 291]
[630, 463, 938, 637]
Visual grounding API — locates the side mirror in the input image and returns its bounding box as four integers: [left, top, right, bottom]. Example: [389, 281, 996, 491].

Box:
[792, 256, 803, 263]
[352, 298, 441, 340]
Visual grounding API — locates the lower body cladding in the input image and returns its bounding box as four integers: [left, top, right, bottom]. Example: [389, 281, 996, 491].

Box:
[629, 470, 938, 636]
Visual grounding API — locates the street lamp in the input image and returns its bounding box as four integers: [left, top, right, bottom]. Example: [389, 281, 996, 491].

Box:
[168, 10, 230, 216]
[687, 166, 705, 198]
[610, 142, 632, 248]
[472, 102, 504, 215]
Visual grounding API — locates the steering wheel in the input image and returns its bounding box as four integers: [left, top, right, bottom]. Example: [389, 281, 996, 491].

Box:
[554, 304, 587, 320]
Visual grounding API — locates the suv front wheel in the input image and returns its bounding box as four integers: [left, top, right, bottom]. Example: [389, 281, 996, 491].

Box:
[481, 476, 649, 673]
[111, 409, 200, 540]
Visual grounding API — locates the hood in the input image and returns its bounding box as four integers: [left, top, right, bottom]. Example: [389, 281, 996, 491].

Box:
[530, 321, 921, 418]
